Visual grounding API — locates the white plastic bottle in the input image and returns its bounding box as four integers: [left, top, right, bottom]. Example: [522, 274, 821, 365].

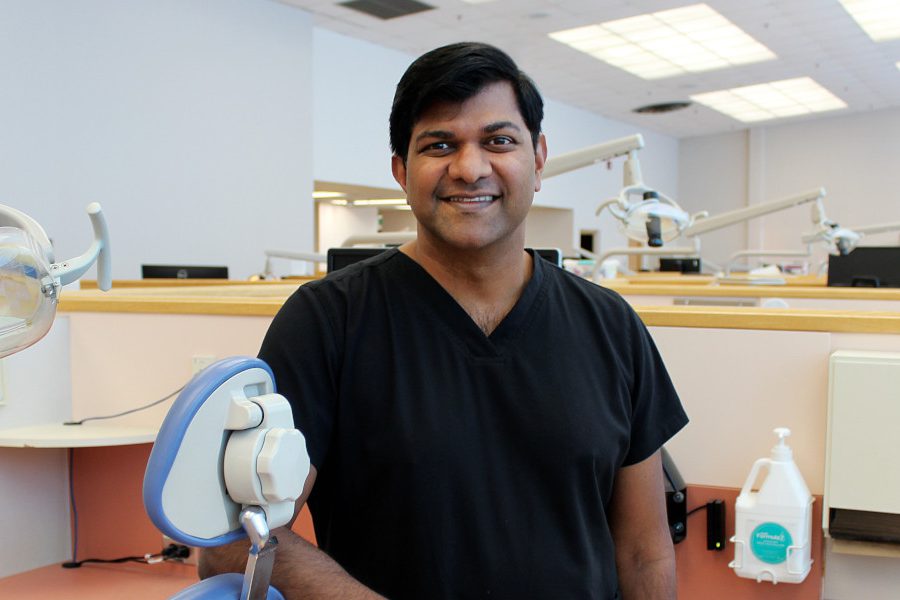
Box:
[729, 427, 814, 584]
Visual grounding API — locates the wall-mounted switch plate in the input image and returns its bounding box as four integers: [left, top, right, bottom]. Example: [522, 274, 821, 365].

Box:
[191, 355, 216, 375]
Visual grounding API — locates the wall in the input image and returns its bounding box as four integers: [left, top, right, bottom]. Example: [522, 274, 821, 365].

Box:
[678, 108, 900, 269]
[677, 131, 748, 267]
[311, 28, 681, 256]
[0, 320, 72, 578]
[0, 0, 314, 281]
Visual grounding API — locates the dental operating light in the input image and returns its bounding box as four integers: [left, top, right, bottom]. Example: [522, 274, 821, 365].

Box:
[544, 134, 695, 248]
[0, 203, 111, 358]
[801, 201, 900, 256]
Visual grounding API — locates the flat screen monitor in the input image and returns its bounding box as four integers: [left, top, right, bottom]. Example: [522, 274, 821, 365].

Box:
[327, 247, 563, 273]
[827, 247, 900, 288]
[141, 264, 229, 279]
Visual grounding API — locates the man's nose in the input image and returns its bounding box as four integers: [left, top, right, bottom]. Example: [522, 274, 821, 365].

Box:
[448, 144, 492, 183]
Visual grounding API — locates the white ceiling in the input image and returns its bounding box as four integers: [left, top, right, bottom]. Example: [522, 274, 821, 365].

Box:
[279, 0, 900, 138]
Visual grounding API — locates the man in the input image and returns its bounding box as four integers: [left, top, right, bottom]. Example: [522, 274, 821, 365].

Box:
[201, 42, 687, 599]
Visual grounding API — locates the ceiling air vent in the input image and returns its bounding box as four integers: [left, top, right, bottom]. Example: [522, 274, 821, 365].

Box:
[339, 0, 435, 20]
[633, 102, 691, 114]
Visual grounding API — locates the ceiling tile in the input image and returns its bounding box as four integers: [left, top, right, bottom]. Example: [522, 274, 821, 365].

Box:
[283, 0, 900, 137]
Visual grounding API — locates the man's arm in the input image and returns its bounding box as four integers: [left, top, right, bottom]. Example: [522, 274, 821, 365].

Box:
[198, 466, 385, 600]
[607, 451, 677, 600]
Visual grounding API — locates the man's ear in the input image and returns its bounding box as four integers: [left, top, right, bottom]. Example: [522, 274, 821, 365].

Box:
[391, 154, 408, 192]
[534, 133, 548, 193]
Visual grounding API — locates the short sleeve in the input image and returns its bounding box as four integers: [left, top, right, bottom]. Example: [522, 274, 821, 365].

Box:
[622, 309, 688, 465]
[258, 283, 341, 469]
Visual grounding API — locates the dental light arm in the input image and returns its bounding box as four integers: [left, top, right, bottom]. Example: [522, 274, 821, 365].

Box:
[850, 220, 900, 237]
[722, 194, 861, 275]
[53, 203, 112, 290]
[683, 188, 826, 237]
[542, 134, 647, 179]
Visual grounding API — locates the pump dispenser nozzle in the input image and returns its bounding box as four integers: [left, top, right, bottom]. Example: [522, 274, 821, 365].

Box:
[772, 427, 792, 461]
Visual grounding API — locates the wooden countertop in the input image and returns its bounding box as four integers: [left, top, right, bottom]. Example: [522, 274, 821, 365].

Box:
[58, 285, 900, 334]
[603, 280, 900, 300]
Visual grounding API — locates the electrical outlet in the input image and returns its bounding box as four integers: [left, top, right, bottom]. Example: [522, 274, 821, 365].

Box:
[162, 535, 198, 566]
[191, 355, 216, 375]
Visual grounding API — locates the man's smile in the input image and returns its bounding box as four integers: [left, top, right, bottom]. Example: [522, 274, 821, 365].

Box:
[441, 194, 499, 203]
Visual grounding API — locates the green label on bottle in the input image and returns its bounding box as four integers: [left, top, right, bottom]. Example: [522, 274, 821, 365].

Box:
[750, 522, 793, 564]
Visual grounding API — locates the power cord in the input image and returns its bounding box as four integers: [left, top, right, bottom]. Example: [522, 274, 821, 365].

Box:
[63, 385, 184, 425]
[62, 385, 187, 569]
[687, 503, 709, 517]
[62, 544, 191, 569]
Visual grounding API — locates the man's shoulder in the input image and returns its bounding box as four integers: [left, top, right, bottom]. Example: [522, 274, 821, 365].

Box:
[300, 248, 403, 295]
[544, 262, 632, 310]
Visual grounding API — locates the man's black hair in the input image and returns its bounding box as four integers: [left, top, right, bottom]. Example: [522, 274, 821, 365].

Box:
[389, 42, 544, 161]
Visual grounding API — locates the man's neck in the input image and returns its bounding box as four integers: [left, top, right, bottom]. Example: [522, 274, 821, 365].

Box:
[400, 239, 533, 336]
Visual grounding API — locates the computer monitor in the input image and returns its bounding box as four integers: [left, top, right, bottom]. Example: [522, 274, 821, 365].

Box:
[827, 247, 900, 288]
[141, 264, 229, 279]
[327, 247, 563, 273]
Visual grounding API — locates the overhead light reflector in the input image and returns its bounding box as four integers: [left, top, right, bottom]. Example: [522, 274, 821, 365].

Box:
[839, 0, 900, 41]
[690, 77, 847, 123]
[548, 3, 776, 80]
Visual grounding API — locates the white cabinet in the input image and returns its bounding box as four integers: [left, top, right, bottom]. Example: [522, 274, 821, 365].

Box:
[825, 350, 900, 554]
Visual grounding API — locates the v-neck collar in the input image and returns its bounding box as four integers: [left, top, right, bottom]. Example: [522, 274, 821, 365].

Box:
[388, 248, 547, 359]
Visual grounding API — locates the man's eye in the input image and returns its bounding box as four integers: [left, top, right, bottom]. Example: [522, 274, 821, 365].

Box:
[487, 136, 515, 147]
[422, 141, 451, 153]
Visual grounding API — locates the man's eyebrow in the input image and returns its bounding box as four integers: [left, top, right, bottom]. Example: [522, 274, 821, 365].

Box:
[414, 129, 453, 143]
[484, 121, 522, 134]
[414, 121, 523, 143]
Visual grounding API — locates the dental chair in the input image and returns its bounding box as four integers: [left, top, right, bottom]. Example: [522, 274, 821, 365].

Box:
[143, 356, 311, 600]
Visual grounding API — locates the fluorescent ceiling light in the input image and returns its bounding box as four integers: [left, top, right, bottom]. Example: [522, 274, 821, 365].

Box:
[548, 3, 775, 80]
[312, 191, 347, 199]
[690, 77, 847, 123]
[839, 0, 900, 41]
[352, 198, 408, 206]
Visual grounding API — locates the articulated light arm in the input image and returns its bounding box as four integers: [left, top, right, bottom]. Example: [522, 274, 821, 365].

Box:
[683, 188, 826, 237]
[52, 203, 112, 291]
[850, 220, 900, 237]
[542, 134, 645, 179]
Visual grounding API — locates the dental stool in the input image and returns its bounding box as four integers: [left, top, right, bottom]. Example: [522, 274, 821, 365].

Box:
[143, 357, 310, 600]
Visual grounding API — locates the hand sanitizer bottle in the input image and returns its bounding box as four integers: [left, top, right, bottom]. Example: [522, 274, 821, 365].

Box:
[729, 427, 814, 584]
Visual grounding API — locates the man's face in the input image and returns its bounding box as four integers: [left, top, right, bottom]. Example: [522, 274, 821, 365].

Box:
[392, 81, 547, 254]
